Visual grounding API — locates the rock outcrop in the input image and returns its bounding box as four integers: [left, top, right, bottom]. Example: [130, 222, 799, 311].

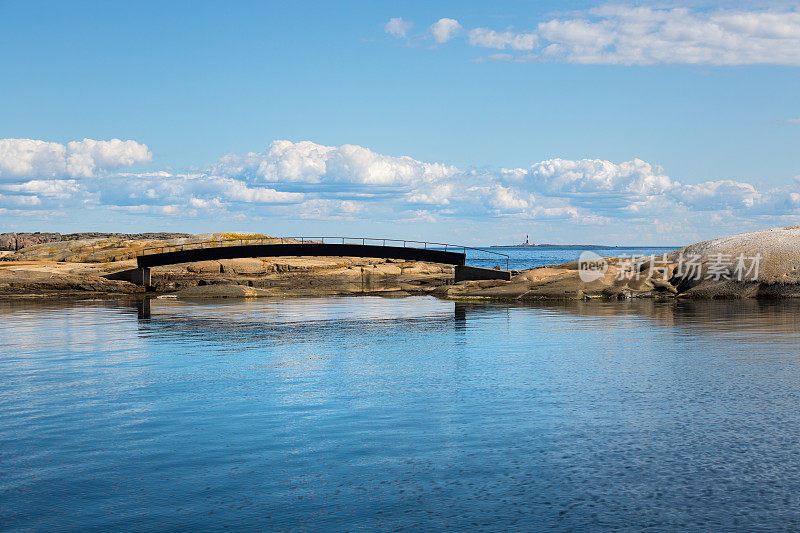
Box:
[0, 267, 144, 296]
[2, 226, 800, 299]
[667, 225, 800, 298]
[0, 232, 61, 251]
[438, 257, 677, 301]
[0, 232, 273, 262]
[0, 232, 194, 251]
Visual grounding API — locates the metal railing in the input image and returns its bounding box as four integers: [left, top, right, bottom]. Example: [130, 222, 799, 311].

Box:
[137, 236, 510, 270]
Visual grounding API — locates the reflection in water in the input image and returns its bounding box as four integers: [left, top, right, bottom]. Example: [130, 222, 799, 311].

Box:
[2, 296, 800, 530]
[137, 297, 150, 319]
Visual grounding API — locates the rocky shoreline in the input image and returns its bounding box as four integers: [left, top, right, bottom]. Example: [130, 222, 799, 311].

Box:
[1, 227, 799, 300]
[0, 232, 193, 251]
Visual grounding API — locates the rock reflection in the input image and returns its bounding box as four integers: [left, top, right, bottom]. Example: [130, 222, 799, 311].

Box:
[453, 298, 800, 337]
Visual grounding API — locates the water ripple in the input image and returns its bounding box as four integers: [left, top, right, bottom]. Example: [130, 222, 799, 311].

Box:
[2, 297, 800, 530]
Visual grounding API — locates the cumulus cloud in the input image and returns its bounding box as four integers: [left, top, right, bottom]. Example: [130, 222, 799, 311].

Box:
[535, 6, 800, 66]
[216, 178, 305, 204]
[385, 17, 413, 38]
[430, 18, 462, 44]
[0, 139, 66, 181]
[211, 140, 459, 188]
[0, 138, 151, 181]
[3, 137, 800, 235]
[65, 138, 152, 178]
[497, 156, 800, 222]
[673, 180, 760, 210]
[506, 158, 673, 197]
[467, 185, 533, 214]
[389, 7, 800, 66]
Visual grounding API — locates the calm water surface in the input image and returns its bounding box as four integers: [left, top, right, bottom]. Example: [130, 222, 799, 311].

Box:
[466, 246, 676, 271]
[3, 296, 800, 531]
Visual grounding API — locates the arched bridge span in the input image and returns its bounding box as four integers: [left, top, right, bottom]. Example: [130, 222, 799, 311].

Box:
[137, 242, 467, 269]
[109, 237, 511, 286]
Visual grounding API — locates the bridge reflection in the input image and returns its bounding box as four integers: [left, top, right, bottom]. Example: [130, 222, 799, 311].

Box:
[2, 296, 791, 339]
[134, 297, 502, 325]
[3, 296, 800, 340]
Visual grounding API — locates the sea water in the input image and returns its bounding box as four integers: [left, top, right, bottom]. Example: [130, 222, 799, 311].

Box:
[3, 294, 800, 530]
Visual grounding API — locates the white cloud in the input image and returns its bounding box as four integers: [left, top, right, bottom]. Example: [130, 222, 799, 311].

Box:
[385, 17, 413, 38]
[468, 185, 532, 215]
[0, 179, 81, 198]
[0, 138, 151, 181]
[505, 158, 674, 198]
[65, 138, 152, 178]
[430, 18, 462, 44]
[4, 137, 800, 235]
[216, 178, 305, 204]
[535, 6, 800, 66]
[0, 193, 42, 207]
[189, 197, 224, 210]
[496, 157, 800, 221]
[673, 180, 760, 210]
[779, 117, 800, 124]
[294, 199, 365, 220]
[0, 139, 66, 181]
[469, 28, 538, 50]
[406, 183, 454, 205]
[392, 7, 800, 66]
[211, 140, 459, 187]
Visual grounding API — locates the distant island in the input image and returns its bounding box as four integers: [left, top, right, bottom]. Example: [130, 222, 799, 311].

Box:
[490, 234, 610, 248]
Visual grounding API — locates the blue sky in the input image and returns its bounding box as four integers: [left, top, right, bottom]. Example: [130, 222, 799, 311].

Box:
[1, 0, 799, 245]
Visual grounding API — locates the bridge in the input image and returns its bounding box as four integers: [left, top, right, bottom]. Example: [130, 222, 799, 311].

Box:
[107, 236, 512, 286]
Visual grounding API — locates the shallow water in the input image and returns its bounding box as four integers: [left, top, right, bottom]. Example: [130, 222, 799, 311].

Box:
[3, 296, 800, 531]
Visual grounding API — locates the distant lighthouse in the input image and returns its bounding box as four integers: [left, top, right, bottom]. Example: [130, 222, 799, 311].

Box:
[515, 234, 533, 246]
